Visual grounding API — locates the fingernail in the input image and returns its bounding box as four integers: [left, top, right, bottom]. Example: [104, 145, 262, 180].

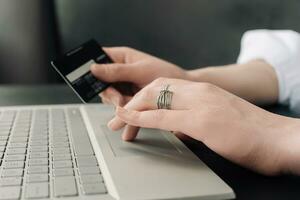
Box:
[107, 118, 117, 130]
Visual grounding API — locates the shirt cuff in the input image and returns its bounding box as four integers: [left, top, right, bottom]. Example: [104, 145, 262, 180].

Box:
[237, 29, 300, 106]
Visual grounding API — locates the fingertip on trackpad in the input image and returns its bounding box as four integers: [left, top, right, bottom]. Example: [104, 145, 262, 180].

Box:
[100, 125, 180, 157]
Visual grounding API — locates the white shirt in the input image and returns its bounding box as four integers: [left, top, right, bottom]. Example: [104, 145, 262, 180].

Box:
[237, 29, 300, 113]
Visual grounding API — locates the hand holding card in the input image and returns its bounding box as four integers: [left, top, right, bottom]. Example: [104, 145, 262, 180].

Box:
[51, 39, 112, 103]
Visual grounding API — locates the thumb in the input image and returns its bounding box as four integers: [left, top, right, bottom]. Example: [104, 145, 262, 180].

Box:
[90, 63, 136, 83]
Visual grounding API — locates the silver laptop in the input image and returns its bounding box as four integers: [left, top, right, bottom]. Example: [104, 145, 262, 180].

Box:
[0, 104, 235, 200]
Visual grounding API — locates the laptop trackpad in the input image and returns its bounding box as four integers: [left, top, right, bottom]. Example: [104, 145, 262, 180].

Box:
[100, 125, 180, 157]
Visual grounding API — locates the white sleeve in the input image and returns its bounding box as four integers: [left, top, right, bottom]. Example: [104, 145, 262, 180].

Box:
[237, 29, 300, 113]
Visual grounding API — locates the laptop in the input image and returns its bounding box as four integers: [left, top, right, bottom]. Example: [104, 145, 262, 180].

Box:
[0, 103, 235, 199]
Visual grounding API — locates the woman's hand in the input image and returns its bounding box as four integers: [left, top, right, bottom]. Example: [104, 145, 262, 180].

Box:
[91, 47, 188, 106]
[108, 78, 300, 175]
[92, 47, 279, 107]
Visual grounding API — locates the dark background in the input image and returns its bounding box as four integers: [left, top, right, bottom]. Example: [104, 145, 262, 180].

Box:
[0, 0, 299, 84]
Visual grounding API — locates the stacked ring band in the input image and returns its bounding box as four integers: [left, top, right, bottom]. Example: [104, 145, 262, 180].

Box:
[156, 84, 173, 109]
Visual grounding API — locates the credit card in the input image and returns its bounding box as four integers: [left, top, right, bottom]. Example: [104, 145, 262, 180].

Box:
[51, 39, 112, 103]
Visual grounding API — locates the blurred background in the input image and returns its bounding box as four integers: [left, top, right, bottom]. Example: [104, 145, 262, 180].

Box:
[0, 0, 299, 84]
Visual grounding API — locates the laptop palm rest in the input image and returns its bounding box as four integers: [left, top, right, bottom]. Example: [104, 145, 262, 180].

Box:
[101, 125, 181, 157]
[84, 104, 235, 200]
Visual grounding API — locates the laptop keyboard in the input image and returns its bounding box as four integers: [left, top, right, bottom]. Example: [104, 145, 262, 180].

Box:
[0, 108, 107, 199]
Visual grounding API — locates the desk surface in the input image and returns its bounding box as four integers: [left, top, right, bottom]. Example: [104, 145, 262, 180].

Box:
[0, 85, 299, 200]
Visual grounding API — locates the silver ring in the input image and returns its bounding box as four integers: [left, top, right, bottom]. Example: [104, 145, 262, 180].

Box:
[157, 84, 173, 109]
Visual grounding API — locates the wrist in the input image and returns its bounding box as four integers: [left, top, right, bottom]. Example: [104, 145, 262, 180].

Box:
[185, 66, 218, 82]
[278, 117, 300, 175]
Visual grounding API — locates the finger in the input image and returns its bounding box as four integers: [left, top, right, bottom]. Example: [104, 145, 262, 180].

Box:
[115, 106, 186, 133]
[102, 47, 130, 63]
[90, 63, 138, 83]
[122, 125, 140, 141]
[100, 87, 124, 106]
[100, 96, 110, 105]
[100, 87, 134, 107]
[108, 79, 184, 130]
[121, 78, 190, 111]
[100, 94, 132, 107]
[108, 89, 155, 130]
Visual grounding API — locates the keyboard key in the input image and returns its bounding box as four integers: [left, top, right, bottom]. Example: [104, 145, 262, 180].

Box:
[31, 130, 48, 135]
[81, 182, 107, 195]
[67, 109, 94, 156]
[52, 154, 71, 161]
[80, 174, 103, 184]
[1, 169, 23, 177]
[14, 122, 30, 126]
[10, 137, 28, 143]
[0, 125, 10, 129]
[3, 161, 25, 169]
[5, 155, 26, 161]
[25, 182, 49, 199]
[52, 137, 69, 142]
[32, 124, 47, 129]
[73, 141, 94, 156]
[31, 130, 48, 134]
[0, 122, 13, 127]
[6, 148, 26, 155]
[0, 123, 13, 127]
[11, 133, 29, 138]
[54, 176, 78, 197]
[29, 152, 48, 159]
[51, 142, 69, 148]
[0, 131, 10, 136]
[76, 156, 98, 167]
[0, 146, 5, 152]
[0, 177, 22, 186]
[53, 168, 74, 177]
[0, 120, 11, 124]
[13, 127, 30, 132]
[0, 136, 8, 141]
[0, 126, 11, 131]
[0, 126, 12, 133]
[52, 147, 70, 155]
[0, 141, 7, 146]
[27, 174, 48, 183]
[29, 141, 48, 146]
[0, 126, 10, 130]
[13, 130, 29, 135]
[30, 146, 48, 152]
[0, 186, 21, 199]
[30, 136, 48, 141]
[0, 126, 11, 133]
[8, 143, 27, 148]
[52, 132, 68, 137]
[0, 122, 12, 127]
[78, 166, 100, 175]
[51, 123, 66, 128]
[27, 166, 48, 174]
[53, 160, 72, 168]
[28, 159, 48, 166]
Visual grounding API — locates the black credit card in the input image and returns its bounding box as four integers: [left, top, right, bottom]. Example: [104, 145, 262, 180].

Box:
[51, 39, 112, 103]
